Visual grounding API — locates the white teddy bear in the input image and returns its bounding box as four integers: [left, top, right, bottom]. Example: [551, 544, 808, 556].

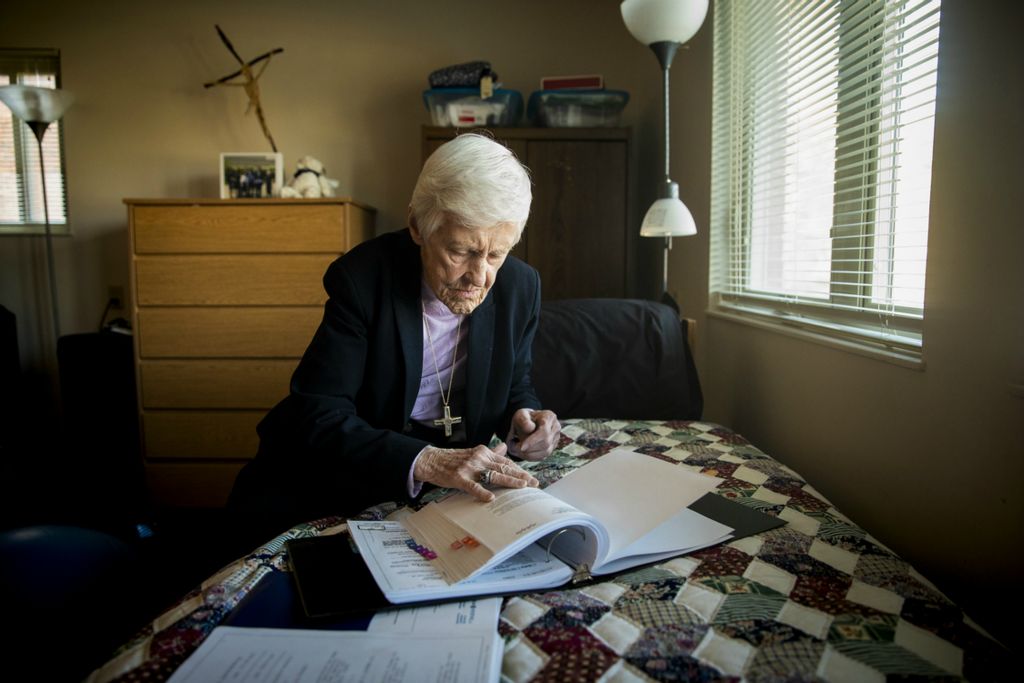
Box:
[280, 155, 339, 198]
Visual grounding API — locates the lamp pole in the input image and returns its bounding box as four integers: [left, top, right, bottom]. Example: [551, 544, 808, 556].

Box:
[621, 0, 707, 303]
[0, 84, 74, 342]
[652, 41, 681, 296]
[28, 121, 61, 339]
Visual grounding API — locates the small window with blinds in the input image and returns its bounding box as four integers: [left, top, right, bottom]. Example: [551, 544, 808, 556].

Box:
[709, 0, 941, 365]
[0, 48, 70, 236]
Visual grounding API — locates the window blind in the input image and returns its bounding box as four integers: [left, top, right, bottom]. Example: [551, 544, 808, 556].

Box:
[0, 48, 69, 234]
[709, 0, 941, 360]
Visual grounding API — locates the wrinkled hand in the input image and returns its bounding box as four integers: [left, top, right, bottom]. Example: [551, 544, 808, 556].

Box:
[510, 408, 561, 461]
[414, 442, 539, 502]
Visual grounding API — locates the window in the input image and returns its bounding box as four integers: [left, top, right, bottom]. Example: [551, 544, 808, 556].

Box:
[0, 48, 70, 236]
[709, 0, 941, 364]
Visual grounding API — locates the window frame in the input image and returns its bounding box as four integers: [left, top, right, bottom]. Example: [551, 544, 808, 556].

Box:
[709, 0, 940, 367]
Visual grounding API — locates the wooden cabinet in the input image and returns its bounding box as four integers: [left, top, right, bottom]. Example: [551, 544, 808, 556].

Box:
[125, 198, 375, 507]
[422, 126, 655, 300]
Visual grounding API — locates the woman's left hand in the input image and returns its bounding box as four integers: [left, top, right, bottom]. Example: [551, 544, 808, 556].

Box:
[509, 408, 561, 461]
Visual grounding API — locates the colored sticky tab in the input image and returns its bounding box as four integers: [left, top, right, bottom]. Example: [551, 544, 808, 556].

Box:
[450, 540, 463, 550]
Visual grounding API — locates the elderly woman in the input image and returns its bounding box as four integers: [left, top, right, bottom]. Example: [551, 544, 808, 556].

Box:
[229, 134, 561, 539]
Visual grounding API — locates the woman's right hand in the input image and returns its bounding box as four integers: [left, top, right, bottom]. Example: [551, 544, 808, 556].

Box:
[414, 442, 539, 502]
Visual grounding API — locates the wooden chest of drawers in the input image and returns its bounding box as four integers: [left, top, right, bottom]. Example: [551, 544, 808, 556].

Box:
[125, 198, 375, 507]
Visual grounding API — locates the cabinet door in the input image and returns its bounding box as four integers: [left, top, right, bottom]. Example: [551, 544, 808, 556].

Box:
[526, 140, 628, 299]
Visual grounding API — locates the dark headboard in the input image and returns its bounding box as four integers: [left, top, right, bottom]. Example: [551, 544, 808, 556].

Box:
[531, 299, 702, 420]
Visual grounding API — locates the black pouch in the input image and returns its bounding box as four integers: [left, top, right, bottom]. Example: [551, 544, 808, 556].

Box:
[428, 61, 497, 88]
[287, 535, 388, 618]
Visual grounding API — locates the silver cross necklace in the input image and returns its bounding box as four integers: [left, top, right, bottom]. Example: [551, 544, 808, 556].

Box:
[422, 306, 464, 437]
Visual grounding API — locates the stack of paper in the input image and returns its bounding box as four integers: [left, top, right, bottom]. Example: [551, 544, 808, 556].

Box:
[168, 599, 504, 683]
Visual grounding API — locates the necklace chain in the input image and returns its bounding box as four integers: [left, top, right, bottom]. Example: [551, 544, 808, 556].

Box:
[423, 306, 463, 410]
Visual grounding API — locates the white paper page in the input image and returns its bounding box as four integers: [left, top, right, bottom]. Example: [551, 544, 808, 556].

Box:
[168, 626, 500, 683]
[368, 598, 501, 633]
[595, 507, 733, 574]
[350, 521, 572, 601]
[544, 449, 722, 565]
[441, 486, 593, 551]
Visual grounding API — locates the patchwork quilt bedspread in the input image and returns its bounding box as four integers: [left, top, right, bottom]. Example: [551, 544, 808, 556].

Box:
[89, 419, 1009, 682]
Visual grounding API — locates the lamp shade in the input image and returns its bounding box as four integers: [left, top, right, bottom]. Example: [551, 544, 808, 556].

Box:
[0, 84, 74, 124]
[621, 0, 709, 46]
[640, 197, 697, 237]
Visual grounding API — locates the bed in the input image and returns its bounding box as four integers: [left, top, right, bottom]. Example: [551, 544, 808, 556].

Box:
[88, 300, 1010, 682]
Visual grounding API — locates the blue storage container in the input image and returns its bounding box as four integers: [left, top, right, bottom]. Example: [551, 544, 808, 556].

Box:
[527, 89, 630, 127]
[423, 88, 524, 127]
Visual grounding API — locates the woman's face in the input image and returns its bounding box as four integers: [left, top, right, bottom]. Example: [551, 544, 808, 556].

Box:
[410, 218, 519, 315]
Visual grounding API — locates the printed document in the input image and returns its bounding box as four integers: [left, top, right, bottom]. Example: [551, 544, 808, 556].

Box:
[168, 599, 503, 682]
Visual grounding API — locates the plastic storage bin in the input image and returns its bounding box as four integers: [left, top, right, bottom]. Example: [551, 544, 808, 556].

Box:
[527, 90, 630, 127]
[423, 89, 524, 127]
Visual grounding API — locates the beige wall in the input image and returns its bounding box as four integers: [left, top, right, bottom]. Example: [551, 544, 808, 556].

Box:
[0, 0, 664, 372]
[674, 1, 1024, 642]
[3, 0, 1020, 642]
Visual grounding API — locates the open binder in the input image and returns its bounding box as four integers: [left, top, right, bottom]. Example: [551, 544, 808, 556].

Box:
[346, 450, 785, 605]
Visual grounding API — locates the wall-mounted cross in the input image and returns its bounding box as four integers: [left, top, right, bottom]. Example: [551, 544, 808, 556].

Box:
[203, 25, 283, 153]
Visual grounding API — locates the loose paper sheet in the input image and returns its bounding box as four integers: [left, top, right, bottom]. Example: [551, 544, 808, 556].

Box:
[168, 599, 503, 683]
[367, 598, 500, 633]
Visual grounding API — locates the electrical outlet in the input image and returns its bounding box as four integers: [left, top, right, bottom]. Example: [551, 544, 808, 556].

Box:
[108, 285, 124, 309]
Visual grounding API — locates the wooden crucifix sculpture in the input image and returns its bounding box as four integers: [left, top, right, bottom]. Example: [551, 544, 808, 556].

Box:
[203, 25, 283, 152]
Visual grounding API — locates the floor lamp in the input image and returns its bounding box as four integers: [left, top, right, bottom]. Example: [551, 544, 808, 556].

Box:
[0, 84, 75, 339]
[621, 0, 708, 302]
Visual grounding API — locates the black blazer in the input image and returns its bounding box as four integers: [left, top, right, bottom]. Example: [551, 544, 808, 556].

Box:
[232, 229, 542, 523]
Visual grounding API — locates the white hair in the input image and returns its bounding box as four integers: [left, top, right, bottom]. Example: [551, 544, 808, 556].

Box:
[410, 133, 532, 241]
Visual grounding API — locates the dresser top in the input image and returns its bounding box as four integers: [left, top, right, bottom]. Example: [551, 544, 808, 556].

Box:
[124, 197, 375, 211]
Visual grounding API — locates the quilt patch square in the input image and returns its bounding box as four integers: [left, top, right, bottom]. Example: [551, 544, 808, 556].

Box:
[747, 636, 826, 681]
[622, 624, 722, 682]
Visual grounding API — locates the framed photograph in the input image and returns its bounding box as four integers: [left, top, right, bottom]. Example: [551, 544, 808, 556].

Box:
[220, 152, 283, 199]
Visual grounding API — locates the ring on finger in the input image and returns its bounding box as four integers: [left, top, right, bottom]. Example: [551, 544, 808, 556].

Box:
[479, 469, 492, 486]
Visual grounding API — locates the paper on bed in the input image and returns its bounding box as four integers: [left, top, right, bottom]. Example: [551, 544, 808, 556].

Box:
[168, 624, 503, 683]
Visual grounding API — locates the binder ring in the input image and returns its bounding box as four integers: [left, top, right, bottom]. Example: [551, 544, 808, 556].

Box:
[543, 527, 586, 563]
